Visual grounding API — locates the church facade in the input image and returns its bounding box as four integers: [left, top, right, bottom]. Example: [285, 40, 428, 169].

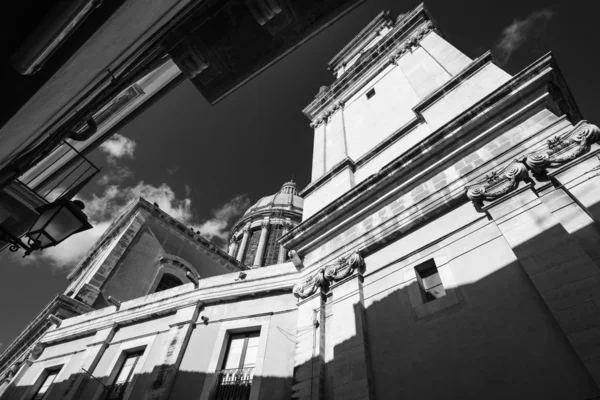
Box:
[2, 4, 600, 400]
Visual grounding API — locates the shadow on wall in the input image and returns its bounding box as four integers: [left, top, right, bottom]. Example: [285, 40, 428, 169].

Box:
[4, 214, 600, 399]
[2, 366, 294, 400]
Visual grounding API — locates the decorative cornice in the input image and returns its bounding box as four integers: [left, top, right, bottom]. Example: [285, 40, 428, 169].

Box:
[292, 252, 365, 299]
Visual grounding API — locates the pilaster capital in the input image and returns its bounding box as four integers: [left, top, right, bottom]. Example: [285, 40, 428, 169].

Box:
[292, 252, 365, 299]
[465, 161, 529, 204]
[523, 121, 600, 174]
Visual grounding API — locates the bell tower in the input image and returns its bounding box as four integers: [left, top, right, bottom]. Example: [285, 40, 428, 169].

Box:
[301, 5, 511, 219]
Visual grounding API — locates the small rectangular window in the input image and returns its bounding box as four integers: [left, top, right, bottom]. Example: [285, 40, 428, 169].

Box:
[106, 350, 145, 400]
[415, 259, 446, 302]
[32, 368, 61, 400]
[366, 88, 376, 99]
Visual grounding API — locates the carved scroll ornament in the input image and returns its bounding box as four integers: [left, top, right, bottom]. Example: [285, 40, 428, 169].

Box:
[466, 162, 528, 203]
[293, 252, 365, 299]
[525, 122, 600, 174]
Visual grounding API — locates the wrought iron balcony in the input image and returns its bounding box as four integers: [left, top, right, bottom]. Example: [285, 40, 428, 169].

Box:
[210, 367, 254, 400]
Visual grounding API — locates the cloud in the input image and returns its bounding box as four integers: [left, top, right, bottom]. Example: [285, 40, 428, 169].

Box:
[195, 195, 251, 242]
[97, 166, 133, 185]
[23, 181, 196, 269]
[494, 9, 554, 65]
[99, 133, 137, 161]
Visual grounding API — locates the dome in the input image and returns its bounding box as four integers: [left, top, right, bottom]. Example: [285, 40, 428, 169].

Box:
[243, 181, 303, 218]
[227, 181, 303, 268]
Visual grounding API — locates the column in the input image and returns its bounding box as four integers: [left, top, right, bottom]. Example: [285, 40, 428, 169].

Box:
[253, 221, 270, 267]
[291, 288, 327, 400]
[141, 302, 201, 400]
[484, 185, 600, 387]
[278, 221, 292, 264]
[228, 239, 237, 257]
[329, 273, 374, 400]
[63, 326, 117, 400]
[236, 225, 251, 262]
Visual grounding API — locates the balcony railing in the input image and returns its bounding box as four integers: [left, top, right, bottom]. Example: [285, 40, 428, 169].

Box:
[19, 140, 100, 202]
[210, 367, 254, 400]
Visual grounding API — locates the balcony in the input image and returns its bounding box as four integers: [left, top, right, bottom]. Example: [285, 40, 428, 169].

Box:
[210, 367, 254, 400]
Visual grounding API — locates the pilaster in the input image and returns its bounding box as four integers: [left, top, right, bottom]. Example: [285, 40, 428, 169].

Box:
[142, 302, 202, 399]
[292, 288, 327, 400]
[484, 185, 600, 387]
[329, 273, 374, 400]
[61, 326, 117, 400]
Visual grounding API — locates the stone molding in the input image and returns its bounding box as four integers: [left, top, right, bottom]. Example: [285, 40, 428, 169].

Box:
[466, 121, 599, 204]
[292, 252, 366, 299]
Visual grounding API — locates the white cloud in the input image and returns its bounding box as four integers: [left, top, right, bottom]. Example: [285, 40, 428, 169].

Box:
[494, 9, 554, 65]
[99, 133, 137, 161]
[24, 182, 196, 269]
[97, 166, 133, 185]
[195, 195, 251, 241]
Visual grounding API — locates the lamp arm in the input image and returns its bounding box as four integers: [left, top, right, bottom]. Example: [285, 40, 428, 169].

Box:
[0, 226, 35, 257]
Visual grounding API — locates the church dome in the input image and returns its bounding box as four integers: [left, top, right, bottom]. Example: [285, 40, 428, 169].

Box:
[242, 181, 303, 218]
[228, 181, 303, 268]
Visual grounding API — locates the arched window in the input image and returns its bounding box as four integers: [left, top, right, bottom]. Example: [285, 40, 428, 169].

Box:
[154, 273, 183, 293]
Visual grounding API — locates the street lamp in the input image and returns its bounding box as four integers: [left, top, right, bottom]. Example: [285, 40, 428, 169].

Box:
[0, 199, 92, 257]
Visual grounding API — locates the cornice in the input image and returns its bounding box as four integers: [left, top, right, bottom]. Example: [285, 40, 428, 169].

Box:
[300, 158, 356, 198]
[0, 294, 91, 376]
[41, 268, 300, 344]
[304, 6, 436, 122]
[327, 10, 393, 71]
[68, 198, 247, 282]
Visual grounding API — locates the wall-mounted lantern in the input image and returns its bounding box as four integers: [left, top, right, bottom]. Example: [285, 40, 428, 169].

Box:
[0, 199, 92, 257]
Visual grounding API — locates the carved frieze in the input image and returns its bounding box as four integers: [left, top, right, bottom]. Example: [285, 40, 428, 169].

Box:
[293, 252, 365, 299]
[524, 122, 600, 174]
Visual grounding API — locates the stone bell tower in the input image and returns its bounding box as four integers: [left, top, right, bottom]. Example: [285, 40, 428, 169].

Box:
[300, 6, 512, 220]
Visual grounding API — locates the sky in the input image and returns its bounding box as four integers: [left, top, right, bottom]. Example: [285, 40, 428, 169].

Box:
[1, 0, 599, 352]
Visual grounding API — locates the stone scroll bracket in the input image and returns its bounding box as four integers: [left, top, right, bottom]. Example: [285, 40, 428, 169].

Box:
[465, 121, 600, 208]
[292, 252, 366, 300]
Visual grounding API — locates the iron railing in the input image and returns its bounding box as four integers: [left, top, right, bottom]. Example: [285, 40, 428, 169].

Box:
[18, 140, 100, 201]
[210, 367, 254, 400]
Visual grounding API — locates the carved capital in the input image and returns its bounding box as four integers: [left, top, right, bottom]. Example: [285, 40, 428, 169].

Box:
[465, 161, 529, 204]
[29, 342, 45, 361]
[324, 252, 365, 282]
[293, 269, 327, 299]
[293, 252, 365, 299]
[523, 121, 600, 175]
[283, 221, 294, 230]
[261, 221, 270, 229]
